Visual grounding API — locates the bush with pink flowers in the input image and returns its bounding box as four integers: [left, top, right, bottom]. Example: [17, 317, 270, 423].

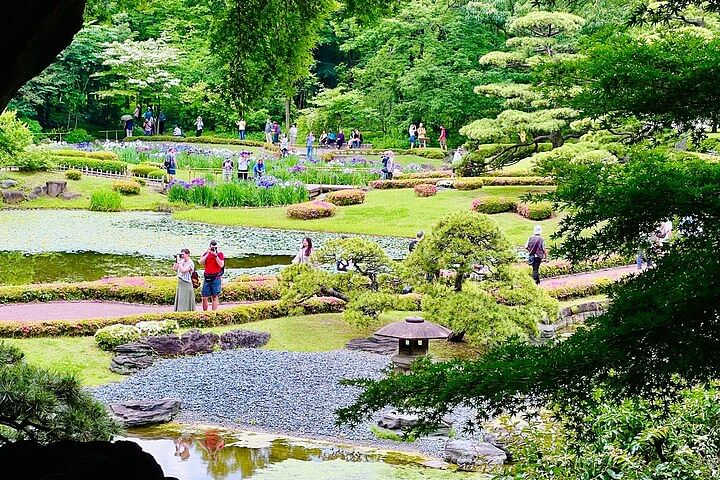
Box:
[286, 200, 337, 220]
[413, 184, 437, 197]
[325, 189, 366, 206]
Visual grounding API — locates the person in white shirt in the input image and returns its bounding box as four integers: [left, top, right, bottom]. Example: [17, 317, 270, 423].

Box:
[280, 134, 289, 157]
[237, 152, 250, 181]
[236, 118, 246, 140]
[289, 124, 298, 148]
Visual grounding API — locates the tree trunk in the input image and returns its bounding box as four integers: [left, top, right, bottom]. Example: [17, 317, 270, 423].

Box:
[285, 97, 291, 132]
[454, 273, 464, 292]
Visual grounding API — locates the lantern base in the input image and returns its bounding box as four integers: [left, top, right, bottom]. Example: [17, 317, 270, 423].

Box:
[391, 353, 425, 372]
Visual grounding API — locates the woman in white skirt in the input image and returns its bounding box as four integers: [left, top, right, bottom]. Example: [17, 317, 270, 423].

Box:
[173, 248, 196, 311]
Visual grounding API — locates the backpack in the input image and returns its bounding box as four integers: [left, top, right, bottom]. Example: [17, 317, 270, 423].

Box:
[191, 271, 200, 289]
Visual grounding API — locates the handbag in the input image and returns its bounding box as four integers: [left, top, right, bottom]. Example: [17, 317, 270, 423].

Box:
[191, 271, 200, 289]
[527, 254, 535, 265]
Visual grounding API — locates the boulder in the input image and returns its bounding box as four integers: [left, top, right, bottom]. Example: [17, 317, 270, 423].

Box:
[59, 191, 81, 200]
[110, 343, 156, 375]
[436, 180, 454, 189]
[346, 336, 397, 355]
[45, 180, 67, 197]
[180, 329, 219, 355]
[108, 398, 181, 428]
[377, 412, 420, 430]
[220, 330, 270, 350]
[1, 189, 25, 203]
[444, 440, 507, 467]
[144, 335, 183, 356]
[0, 179, 18, 188]
[26, 193, 38, 200]
[31, 185, 43, 195]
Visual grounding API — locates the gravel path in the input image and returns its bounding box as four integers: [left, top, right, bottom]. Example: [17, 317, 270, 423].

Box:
[539, 265, 635, 289]
[91, 349, 450, 456]
[0, 301, 248, 323]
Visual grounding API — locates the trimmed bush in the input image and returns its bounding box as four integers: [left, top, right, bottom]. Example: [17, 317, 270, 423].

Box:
[112, 179, 141, 195]
[524, 256, 632, 278]
[471, 196, 517, 214]
[411, 148, 447, 160]
[286, 200, 337, 220]
[517, 202, 554, 220]
[94, 324, 141, 350]
[414, 183, 437, 197]
[325, 189, 366, 206]
[52, 150, 119, 161]
[65, 169, 82, 180]
[482, 176, 555, 186]
[130, 164, 165, 179]
[370, 178, 447, 189]
[480, 169, 536, 177]
[122, 135, 277, 150]
[453, 178, 484, 190]
[53, 155, 126, 174]
[89, 190, 122, 212]
[395, 170, 453, 180]
[546, 279, 614, 301]
[14, 148, 53, 172]
[63, 128, 92, 143]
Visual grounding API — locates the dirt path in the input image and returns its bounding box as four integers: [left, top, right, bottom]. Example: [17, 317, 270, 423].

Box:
[539, 265, 636, 289]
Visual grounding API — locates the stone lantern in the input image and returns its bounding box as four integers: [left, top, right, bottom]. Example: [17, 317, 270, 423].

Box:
[374, 316, 452, 371]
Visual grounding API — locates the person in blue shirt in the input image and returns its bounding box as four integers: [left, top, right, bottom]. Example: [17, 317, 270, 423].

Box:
[253, 157, 265, 178]
[144, 107, 153, 120]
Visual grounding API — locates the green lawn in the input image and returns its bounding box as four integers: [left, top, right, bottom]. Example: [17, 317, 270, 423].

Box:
[174, 186, 561, 246]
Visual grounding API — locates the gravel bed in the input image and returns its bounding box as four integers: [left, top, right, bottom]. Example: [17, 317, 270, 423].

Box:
[91, 349, 450, 456]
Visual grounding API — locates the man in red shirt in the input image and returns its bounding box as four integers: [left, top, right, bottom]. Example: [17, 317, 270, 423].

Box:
[199, 239, 225, 311]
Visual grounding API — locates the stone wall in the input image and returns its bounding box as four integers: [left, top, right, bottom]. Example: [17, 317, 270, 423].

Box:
[537, 300, 609, 341]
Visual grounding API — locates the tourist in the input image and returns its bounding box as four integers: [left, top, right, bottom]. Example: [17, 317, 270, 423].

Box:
[408, 124, 417, 149]
[237, 151, 250, 181]
[525, 225, 548, 285]
[222, 156, 234, 182]
[133, 104, 141, 120]
[280, 133, 289, 157]
[144, 107, 153, 121]
[195, 116, 204, 137]
[453, 147, 465, 164]
[173, 249, 196, 312]
[327, 130, 337, 147]
[656, 219, 673, 251]
[164, 148, 177, 180]
[438, 125, 447, 151]
[173, 124, 183, 137]
[264, 119, 273, 143]
[319, 130, 328, 146]
[158, 112, 166, 135]
[124, 119, 133, 138]
[306, 131, 315, 160]
[417, 123, 427, 148]
[292, 237, 313, 264]
[409, 231, 424, 252]
[636, 232, 655, 271]
[271, 121, 280, 144]
[349, 129, 361, 148]
[289, 124, 298, 147]
[337, 129, 346, 149]
[381, 150, 395, 180]
[143, 118, 152, 136]
[199, 240, 225, 311]
[236, 118, 246, 140]
[253, 157, 265, 178]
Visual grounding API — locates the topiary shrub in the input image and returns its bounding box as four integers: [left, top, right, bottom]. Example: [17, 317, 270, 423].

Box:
[412, 148, 447, 160]
[130, 164, 165, 179]
[286, 200, 337, 220]
[65, 169, 82, 180]
[471, 196, 517, 214]
[395, 170, 453, 180]
[325, 189, 366, 206]
[136, 319, 178, 336]
[53, 156, 126, 173]
[414, 183, 437, 197]
[111, 179, 141, 195]
[453, 178, 484, 190]
[89, 190, 123, 212]
[63, 128, 93, 143]
[516, 201, 554, 220]
[14, 148, 53, 172]
[94, 324, 141, 351]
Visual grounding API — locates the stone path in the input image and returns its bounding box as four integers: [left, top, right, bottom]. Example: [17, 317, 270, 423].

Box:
[0, 301, 248, 323]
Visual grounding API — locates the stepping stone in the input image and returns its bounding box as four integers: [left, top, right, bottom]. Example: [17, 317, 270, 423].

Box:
[346, 335, 397, 355]
[108, 398, 181, 428]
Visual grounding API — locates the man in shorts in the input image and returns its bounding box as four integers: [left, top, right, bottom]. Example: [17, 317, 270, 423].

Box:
[199, 239, 225, 311]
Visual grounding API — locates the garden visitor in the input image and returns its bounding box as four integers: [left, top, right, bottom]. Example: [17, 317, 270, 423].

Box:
[409, 231, 424, 252]
[253, 157, 265, 178]
[289, 124, 298, 147]
[438, 125, 447, 151]
[164, 148, 177, 180]
[319, 130, 328, 146]
[306, 132, 315, 160]
[417, 123, 428, 148]
[144, 107, 153, 121]
[264, 119, 273, 143]
[381, 150, 395, 180]
[408, 124, 417, 149]
[526, 225, 548, 285]
[280, 134, 290, 157]
[173, 125, 183, 137]
[158, 112, 166, 134]
[124, 119, 133, 138]
[292, 237, 314, 264]
[349, 129, 361, 148]
[133, 104, 141, 120]
[272, 121, 280, 143]
[327, 130, 337, 146]
[173, 249, 196, 312]
[143, 118, 152, 136]
[195, 116, 204, 137]
[236, 118, 246, 140]
[222, 157, 234, 182]
[452, 147, 465, 164]
[237, 151, 250, 181]
[337, 129, 346, 149]
[199, 240, 225, 311]
[636, 231, 656, 271]
[657, 219, 673, 251]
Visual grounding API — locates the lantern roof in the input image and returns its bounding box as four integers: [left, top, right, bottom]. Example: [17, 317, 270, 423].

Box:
[374, 316, 451, 340]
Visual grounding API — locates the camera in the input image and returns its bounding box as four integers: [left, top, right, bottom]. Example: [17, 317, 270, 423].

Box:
[210, 246, 217, 253]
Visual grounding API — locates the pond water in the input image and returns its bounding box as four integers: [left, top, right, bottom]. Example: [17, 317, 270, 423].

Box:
[124, 427, 481, 480]
[0, 210, 409, 284]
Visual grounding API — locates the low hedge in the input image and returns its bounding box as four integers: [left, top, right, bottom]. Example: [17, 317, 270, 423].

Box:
[545, 279, 614, 301]
[130, 164, 165, 179]
[53, 156, 127, 174]
[286, 200, 337, 220]
[394, 171, 453, 180]
[0, 276, 280, 305]
[525, 256, 632, 278]
[370, 178, 447, 189]
[65, 169, 82, 180]
[325, 189, 366, 206]
[414, 184, 437, 197]
[516, 202, 554, 220]
[369, 176, 553, 189]
[123, 135, 278, 150]
[482, 176, 555, 186]
[453, 178, 484, 190]
[480, 169, 536, 177]
[51, 149, 120, 161]
[472, 196, 517, 214]
[112, 179, 142, 195]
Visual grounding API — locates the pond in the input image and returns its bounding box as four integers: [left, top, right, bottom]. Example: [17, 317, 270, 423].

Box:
[0, 210, 409, 284]
[124, 426, 482, 480]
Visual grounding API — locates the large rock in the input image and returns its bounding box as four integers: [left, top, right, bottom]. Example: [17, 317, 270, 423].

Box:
[144, 335, 183, 356]
[31, 185, 43, 195]
[377, 412, 420, 430]
[1, 189, 25, 203]
[444, 440, 507, 467]
[46, 180, 67, 197]
[110, 343, 156, 375]
[346, 336, 397, 355]
[220, 330, 270, 350]
[180, 329, 219, 355]
[59, 191, 81, 200]
[108, 398, 181, 428]
[0, 179, 18, 188]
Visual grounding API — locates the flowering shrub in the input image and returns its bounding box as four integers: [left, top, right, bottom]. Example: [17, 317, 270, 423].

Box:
[471, 196, 517, 214]
[112, 179, 142, 195]
[286, 200, 337, 220]
[65, 169, 82, 180]
[325, 189, 366, 206]
[136, 319, 178, 336]
[516, 202, 554, 220]
[413, 184, 437, 197]
[94, 324, 141, 351]
[453, 178, 485, 190]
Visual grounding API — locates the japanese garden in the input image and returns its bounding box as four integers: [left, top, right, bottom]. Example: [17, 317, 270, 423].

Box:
[1, 0, 720, 478]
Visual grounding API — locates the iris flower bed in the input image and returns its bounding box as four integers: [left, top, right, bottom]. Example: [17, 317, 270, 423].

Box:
[167, 176, 309, 207]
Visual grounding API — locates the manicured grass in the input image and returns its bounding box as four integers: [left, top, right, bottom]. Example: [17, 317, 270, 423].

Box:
[2, 171, 167, 210]
[174, 186, 560, 246]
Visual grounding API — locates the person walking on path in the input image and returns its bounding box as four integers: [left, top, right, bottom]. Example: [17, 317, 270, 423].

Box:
[173, 249, 196, 312]
[253, 157, 265, 178]
[417, 123, 428, 148]
[292, 237, 314, 264]
[526, 225, 548, 285]
[236, 118, 246, 140]
[164, 147, 177, 180]
[264, 119, 273, 143]
[271, 121, 280, 144]
[195, 116, 204, 137]
[438, 126, 447, 151]
[158, 112, 166, 135]
[199, 240, 225, 311]
[124, 119, 134, 138]
[237, 151, 250, 181]
[289, 124, 298, 147]
[222, 156, 234, 182]
[280, 134, 290, 157]
[306, 132, 315, 160]
[408, 124, 417, 149]
[381, 150, 395, 180]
